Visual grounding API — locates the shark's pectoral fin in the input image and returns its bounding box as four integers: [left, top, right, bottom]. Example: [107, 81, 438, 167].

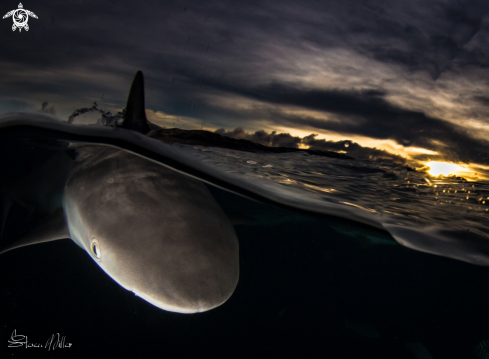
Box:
[0, 207, 70, 255]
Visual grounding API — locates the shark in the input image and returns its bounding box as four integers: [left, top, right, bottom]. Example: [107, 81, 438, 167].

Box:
[0, 72, 239, 313]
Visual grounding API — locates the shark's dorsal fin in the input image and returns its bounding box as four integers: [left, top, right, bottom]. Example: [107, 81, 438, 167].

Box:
[0, 208, 70, 255]
[122, 71, 151, 134]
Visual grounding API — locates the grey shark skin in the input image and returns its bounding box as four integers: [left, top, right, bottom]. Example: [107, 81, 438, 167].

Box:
[65, 146, 239, 313]
[0, 71, 239, 313]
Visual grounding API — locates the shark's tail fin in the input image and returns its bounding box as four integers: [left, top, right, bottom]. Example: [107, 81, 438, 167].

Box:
[122, 71, 152, 134]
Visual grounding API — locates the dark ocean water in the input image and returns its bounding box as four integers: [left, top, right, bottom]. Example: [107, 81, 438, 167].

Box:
[1, 117, 489, 359]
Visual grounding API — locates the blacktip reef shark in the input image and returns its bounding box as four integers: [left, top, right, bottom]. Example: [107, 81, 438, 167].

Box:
[2, 72, 489, 317]
[0, 72, 240, 313]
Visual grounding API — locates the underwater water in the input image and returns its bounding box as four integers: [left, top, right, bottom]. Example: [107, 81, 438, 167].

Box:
[1, 118, 489, 359]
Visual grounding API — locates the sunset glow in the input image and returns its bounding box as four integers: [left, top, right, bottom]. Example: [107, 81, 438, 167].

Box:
[425, 161, 468, 177]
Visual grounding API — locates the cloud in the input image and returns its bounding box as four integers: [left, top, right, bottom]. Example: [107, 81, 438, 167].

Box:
[201, 79, 489, 165]
[215, 127, 302, 148]
[145, 109, 203, 129]
[215, 127, 409, 164]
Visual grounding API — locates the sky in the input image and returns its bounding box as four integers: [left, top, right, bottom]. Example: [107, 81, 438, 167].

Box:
[2, 0, 489, 177]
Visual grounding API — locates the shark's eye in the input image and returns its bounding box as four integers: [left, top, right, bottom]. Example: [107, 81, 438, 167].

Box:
[90, 239, 101, 260]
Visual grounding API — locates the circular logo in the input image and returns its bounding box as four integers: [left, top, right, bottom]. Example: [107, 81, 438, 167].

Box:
[12, 9, 28, 28]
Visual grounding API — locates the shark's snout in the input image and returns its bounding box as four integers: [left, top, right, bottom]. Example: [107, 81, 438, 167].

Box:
[97, 223, 240, 313]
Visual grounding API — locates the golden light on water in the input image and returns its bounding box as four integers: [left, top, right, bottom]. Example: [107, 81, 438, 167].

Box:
[425, 161, 470, 177]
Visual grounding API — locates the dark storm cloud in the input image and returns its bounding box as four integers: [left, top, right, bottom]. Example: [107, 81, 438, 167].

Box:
[197, 78, 489, 164]
[352, 3, 489, 79]
[3, 0, 488, 92]
[474, 96, 489, 106]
